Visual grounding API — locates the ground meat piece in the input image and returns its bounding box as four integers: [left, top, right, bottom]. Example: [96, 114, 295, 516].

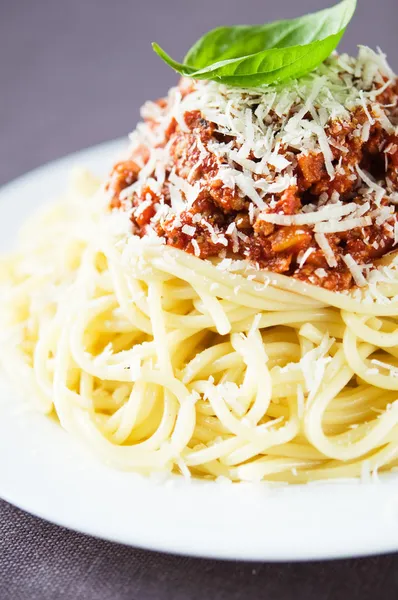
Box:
[303, 248, 330, 269]
[184, 110, 215, 140]
[269, 187, 302, 215]
[131, 187, 157, 229]
[311, 166, 359, 198]
[234, 212, 251, 230]
[263, 253, 292, 273]
[209, 180, 245, 212]
[168, 132, 198, 179]
[341, 225, 395, 263]
[107, 160, 140, 208]
[365, 124, 386, 155]
[386, 135, 398, 184]
[295, 264, 353, 290]
[298, 153, 326, 190]
[161, 215, 226, 258]
[168, 112, 219, 181]
[190, 192, 226, 226]
[360, 123, 388, 179]
[253, 219, 275, 237]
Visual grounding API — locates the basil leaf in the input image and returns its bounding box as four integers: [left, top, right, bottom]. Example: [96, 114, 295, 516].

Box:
[184, 0, 356, 68]
[152, 44, 196, 77]
[152, 0, 356, 87]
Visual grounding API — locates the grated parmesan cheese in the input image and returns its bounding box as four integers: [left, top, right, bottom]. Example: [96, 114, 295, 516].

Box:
[342, 254, 367, 287]
[110, 44, 398, 292]
[298, 247, 314, 268]
[181, 224, 196, 237]
[314, 233, 337, 268]
[191, 239, 201, 257]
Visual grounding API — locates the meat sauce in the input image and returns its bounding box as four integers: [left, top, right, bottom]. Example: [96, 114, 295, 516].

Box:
[107, 81, 398, 292]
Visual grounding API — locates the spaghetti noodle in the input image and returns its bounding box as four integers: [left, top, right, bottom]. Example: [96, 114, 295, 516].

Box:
[2, 169, 398, 483]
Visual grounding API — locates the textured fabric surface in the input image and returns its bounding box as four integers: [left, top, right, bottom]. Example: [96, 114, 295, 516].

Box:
[1, 500, 398, 600]
[1, 0, 398, 598]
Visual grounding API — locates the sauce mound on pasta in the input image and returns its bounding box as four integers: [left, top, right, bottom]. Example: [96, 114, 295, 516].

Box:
[107, 47, 398, 291]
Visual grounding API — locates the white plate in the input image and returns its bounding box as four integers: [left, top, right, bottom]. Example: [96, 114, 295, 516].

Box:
[1, 140, 398, 562]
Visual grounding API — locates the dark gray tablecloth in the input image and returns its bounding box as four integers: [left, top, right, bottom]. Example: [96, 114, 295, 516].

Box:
[2, 500, 398, 600]
[1, 0, 398, 598]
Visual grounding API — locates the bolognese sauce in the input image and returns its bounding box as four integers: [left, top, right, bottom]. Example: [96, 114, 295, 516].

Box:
[106, 47, 398, 291]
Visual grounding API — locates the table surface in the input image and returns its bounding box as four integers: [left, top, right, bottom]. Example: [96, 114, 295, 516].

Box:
[1, 0, 398, 598]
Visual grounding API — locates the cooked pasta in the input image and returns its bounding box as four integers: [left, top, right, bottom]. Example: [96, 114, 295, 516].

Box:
[2, 170, 398, 483]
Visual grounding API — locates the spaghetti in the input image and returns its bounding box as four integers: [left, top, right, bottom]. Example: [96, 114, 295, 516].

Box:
[2, 170, 398, 483]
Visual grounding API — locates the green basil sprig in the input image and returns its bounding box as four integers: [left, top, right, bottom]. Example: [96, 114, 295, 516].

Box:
[152, 0, 356, 87]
